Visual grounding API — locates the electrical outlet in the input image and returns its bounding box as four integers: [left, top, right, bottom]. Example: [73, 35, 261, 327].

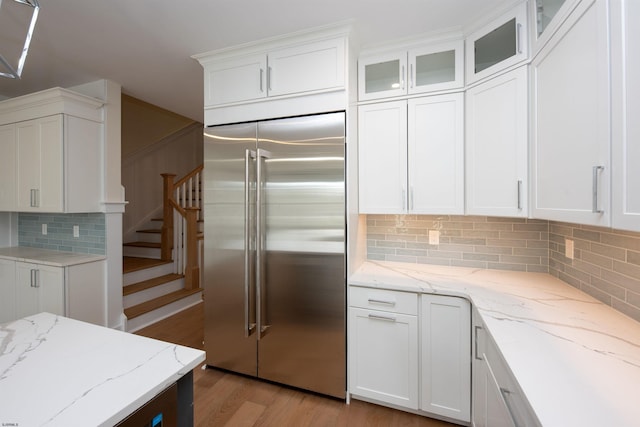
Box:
[429, 230, 440, 245]
[42, 224, 47, 235]
[73, 225, 79, 238]
[565, 238, 574, 260]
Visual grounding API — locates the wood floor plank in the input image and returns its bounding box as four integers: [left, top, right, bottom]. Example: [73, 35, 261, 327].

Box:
[135, 303, 457, 427]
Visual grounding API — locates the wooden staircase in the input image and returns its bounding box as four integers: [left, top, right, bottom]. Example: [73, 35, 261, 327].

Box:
[122, 166, 204, 332]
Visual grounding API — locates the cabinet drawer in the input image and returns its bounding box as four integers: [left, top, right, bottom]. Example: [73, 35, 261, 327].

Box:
[349, 286, 417, 315]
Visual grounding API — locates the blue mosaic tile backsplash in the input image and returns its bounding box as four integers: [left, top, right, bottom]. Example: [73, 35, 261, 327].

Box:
[18, 213, 106, 255]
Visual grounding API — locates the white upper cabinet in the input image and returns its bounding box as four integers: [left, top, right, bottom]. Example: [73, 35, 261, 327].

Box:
[358, 100, 407, 214]
[16, 116, 64, 212]
[0, 124, 16, 210]
[466, 2, 528, 84]
[408, 93, 464, 214]
[0, 88, 104, 214]
[611, 0, 640, 231]
[530, 0, 581, 55]
[466, 66, 528, 217]
[203, 53, 268, 106]
[267, 38, 345, 97]
[359, 93, 464, 215]
[359, 40, 464, 101]
[198, 36, 346, 107]
[531, 0, 610, 226]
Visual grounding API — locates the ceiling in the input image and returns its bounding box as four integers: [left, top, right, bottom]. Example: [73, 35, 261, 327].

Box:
[0, 0, 512, 122]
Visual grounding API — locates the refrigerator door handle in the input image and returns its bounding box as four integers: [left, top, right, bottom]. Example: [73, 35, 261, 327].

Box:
[244, 149, 257, 337]
[256, 148, 272, 340]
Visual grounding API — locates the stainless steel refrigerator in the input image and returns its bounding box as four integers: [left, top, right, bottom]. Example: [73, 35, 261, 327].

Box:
[202, 112, 346, 398]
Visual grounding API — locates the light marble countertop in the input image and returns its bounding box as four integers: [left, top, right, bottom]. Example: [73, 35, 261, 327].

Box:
[0, 312, 205, 426]
[350, 261, 640, 427]
[0, 247, 106, 267]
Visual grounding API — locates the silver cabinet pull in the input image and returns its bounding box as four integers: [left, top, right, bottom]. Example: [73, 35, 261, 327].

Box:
[30, 189, 39, 207]
[401, 65, 405, 90]
[368, 313, 396, 322]
[517, 180, 522, 210]
[30, 269, 39, 288]
[402, 187, 407, 211]
[267, 66, 272, 92]
[259, 69, 264, 93]
[410, 186, 414, 211]
[474, 325, 483, 360]
[499, 387, 521, 426]
[409, 63, 414, 88]
[592, 165, 604, 213]
[368, 298, 396, 306]
[516, 23, 523, 54]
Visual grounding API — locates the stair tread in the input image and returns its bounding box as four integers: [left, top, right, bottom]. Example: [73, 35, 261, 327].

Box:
[137, 228, 161, 234]
[123, 256, 172, 274]
[124, 241, 161, 248]
[124, 288, 202, 320]
[123, 273, 184, 296]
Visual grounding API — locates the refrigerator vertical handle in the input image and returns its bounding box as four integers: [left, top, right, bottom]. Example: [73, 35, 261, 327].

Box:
[256, 148, 272, 340]
[244, 149, 256, 337]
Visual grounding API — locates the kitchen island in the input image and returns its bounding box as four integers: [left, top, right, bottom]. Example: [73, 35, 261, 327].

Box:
[350, 261, 640, 426]
[0, 312, 205, 426]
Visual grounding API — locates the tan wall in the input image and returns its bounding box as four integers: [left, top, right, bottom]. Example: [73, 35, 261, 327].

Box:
[121, 94, 197, 158]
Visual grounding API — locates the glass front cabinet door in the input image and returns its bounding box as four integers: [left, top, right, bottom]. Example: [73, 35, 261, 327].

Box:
[359, 40, 463, 101]
[466, 2, 528, 84]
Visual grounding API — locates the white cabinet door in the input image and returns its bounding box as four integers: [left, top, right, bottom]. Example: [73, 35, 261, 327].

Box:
[466, 2, 529, 84]
[358, 101, 407, 214]
[358, 52, 408, 101]
[531, 0, 610, 226]
[0, 259, 16, 323]
[408, 40, 464, 95]
[408, 93, 464, 214]
[349, 306, 419, 409]
[15, 262, 65, 319]
[202, 53, 267, 107]
[472, 311, 515, 427]
[16, 116, 64, 212]
[420, 294, 471, 422]
[0, 124, 16, 211]
[611, 0, 640, 231]
[268, 37, 345, 97]
[466, 66, 528, 217]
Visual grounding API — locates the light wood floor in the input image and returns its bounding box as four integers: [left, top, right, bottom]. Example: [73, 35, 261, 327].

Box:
[135, 303, 456, 427]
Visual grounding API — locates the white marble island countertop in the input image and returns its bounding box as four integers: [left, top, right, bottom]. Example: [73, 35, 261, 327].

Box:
[0, 312, 205, 426]
[350, 261, 640, 427]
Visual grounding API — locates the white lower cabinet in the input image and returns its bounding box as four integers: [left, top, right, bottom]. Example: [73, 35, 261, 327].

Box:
[349, 286, 471, 423]
[0, 259, 16, 323]
[472, 309, 540, 427]
[15, 261, 65, 319]
[0, 258, 106, 325]
[349, 287, 419, 409]
[421, 294, 470, 422]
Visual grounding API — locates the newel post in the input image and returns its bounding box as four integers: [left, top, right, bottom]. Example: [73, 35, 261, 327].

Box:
[184, 207, 200, 290]
[161, 173, 176, 262]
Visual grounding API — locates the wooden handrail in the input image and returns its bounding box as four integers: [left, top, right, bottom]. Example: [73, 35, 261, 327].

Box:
[173, 164, 203, 188]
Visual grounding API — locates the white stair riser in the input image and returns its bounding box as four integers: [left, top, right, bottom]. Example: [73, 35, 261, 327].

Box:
[136, 232, 161, 244]
[123, 262, 174, 286]
[126, 294, 203, 333]
[123, 278, 184, 309]
[123, 246, 161, 259]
